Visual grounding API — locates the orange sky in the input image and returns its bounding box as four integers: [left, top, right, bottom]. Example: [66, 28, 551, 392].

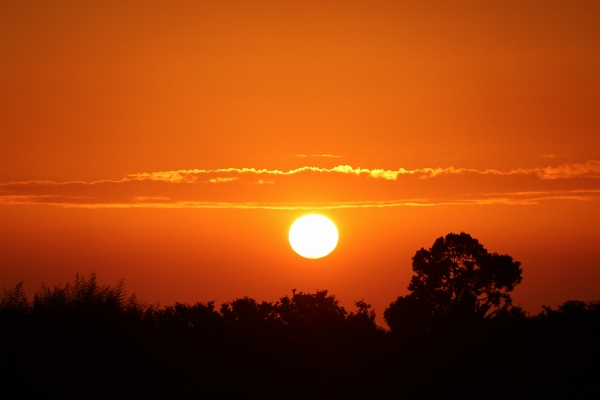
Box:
[1, 1, 599, 325]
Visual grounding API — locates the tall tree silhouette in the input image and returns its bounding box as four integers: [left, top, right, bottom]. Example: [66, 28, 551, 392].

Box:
[385, 232, 523, 331]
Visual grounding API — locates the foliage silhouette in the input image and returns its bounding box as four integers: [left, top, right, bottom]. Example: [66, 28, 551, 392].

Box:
[220, 296, 285, 354]
[346, 299, 378, 333]
[0, 282, 30, 314]
[385, 232, 523, 332]
[1, 254, 598, 397]
[278, 289, 347, 341]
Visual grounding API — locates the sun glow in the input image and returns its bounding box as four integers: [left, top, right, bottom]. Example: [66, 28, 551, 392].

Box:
[289, 214, 338, 259]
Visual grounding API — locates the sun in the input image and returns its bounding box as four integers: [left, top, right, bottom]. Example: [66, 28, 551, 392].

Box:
[289, 214, 338, 259]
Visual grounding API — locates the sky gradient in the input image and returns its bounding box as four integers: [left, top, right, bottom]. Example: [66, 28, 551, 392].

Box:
[2, 0, 599, 325]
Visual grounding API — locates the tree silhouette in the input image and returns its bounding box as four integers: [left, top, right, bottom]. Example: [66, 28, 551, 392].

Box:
[385, 232, 523, 332]
[0, 282, 30, 314]
[220, 297, 284, 349]
[2, 270, 600, 397]
[346, 299, 377, 331]
[33, 272, 128, 317]
[277, 290, 348, 343]
[156, 300, 225, 359]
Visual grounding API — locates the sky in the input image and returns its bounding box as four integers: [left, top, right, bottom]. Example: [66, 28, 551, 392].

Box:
[1, 0, 599, 325]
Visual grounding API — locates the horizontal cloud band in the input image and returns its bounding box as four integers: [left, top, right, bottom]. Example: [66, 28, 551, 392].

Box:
[124, 160, 600, 183]
[1, 161, 599, 209]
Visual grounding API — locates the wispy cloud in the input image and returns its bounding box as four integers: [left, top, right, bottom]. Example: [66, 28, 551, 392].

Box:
[207, 177, 239, 183]
[1, 161, 598, 209]
[133, 196, 171, 202]
[121, 160, 600, 183]
[534, 160, 600, 180]
[2, 190, 599, 209]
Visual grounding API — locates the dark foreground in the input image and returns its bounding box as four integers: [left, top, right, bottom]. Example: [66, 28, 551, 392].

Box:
[1, 275, 599, 399]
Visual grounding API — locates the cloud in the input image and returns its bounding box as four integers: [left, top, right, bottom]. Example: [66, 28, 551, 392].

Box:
[2, 190, 599, 209]
[207, 177, 239, 183]
[133, 196, 171, 202]
[119, 160, 600, 183]
[534, 160, 600, 180]
[1, 161, 599, 209]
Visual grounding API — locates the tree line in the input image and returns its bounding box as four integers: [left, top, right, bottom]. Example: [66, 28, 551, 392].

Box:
[1, 233, 599, 398]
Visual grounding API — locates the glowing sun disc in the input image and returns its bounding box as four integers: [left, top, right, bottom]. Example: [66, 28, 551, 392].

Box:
[289, 214, 338, 259]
